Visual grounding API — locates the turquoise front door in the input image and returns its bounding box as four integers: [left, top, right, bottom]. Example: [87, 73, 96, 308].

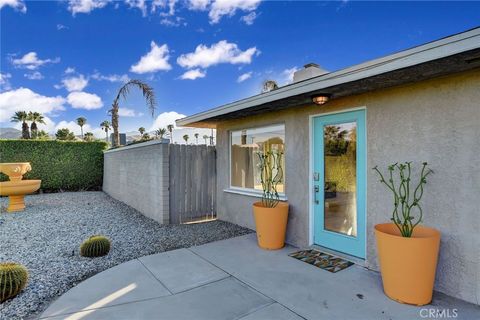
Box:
[313, 110, 366, 258]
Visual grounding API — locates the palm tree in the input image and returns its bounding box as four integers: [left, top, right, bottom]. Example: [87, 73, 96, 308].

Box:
[262, 80, 279, 93]
[11, 111, 30, 139]
[155, 128, 167, 140]
[183, 134, 189, 144]
[110, 80, 156, 147]
[76, 117, 87, 139]
[100, 120, 111, 143]
[167, 124, 174, 143]
[138, 127, 145, 135]
[27, 111, 45, 139]
[203, 134, 208, 145]
[194, 133, 199, 144]
[84, 132, 94, 142]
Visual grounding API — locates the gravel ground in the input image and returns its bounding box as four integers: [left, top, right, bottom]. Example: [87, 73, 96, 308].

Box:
[0, 192, 252, 320]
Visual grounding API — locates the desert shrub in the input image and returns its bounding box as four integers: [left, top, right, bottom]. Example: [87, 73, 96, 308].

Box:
[0, 140, 107, 191]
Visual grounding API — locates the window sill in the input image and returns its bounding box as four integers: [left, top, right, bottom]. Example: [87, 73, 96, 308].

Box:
[223, 188, 288, 201]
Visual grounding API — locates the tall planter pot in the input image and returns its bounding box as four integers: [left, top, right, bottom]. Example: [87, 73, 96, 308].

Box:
[253, 201, 289, 250]
[374, 223, 441, 306]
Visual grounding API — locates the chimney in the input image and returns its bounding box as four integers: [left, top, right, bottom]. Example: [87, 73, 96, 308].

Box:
[293, 63, 328, 83]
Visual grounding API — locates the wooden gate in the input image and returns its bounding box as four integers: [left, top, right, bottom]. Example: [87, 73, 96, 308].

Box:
[169, 144, 216, 224]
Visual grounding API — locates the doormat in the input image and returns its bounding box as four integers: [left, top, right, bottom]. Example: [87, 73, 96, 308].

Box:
[289, 249, 354, 273]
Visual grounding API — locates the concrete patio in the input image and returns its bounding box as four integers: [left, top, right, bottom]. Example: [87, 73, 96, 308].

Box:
[41, 234, 479, 320]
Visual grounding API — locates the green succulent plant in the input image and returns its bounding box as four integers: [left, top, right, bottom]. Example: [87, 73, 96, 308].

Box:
[80, 235, 111, 258]
[373, 162, 433, 237]
[0, 262, 29, 303]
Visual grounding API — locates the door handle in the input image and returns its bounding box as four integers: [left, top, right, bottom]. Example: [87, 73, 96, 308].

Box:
[314, 185, 320, 204]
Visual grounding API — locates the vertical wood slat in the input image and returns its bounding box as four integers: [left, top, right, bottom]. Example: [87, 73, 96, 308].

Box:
[211, 146, 216, 219]
[200, 146, 207, 215]
[194, 146, 201, 217]
[179, 144, 186, 223]
[168, 144, 216, 224]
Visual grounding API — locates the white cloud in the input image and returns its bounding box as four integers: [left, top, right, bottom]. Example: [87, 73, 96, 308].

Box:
[177, 40, 258, 69]
[67, 0, 109, 16]
[160, 16, 186, 27]
[11, 52, 60, 70]
[0, 88, 65, 122]
[151, 0, 177, 16]
[149, 111, 182, 130]
[237, 71, 252, 83]
[180, 69, 206, 80]
[0, 73, 12, 91]
[187, 0, 210, 11]
[282, 66, 299, 84]
[24, 71, 44, 80]
[209, 0, 260, 24]
[125, 0, 147, 16]
[62, 74, 88, 92]
[64, 67, 75, 74]
[118, 107, 140, 117]
[130, 41, 172, 74]
[240, 11, 256, 25]
[57, 24, 68, 30]
[0, 0, 26, 13]
[91, 72, 129, 83]
[67, 91, 103, 110]
[148, 111, 214, 144]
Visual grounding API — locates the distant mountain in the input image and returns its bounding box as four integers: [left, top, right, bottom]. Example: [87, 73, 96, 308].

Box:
[125, 131, 142, 143]
[0, 127, 21, 139]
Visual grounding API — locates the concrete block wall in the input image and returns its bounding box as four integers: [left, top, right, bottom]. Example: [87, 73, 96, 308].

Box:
[103, 140, 170, 224]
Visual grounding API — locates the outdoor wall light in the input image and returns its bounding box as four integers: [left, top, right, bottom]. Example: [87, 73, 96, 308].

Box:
[312, 95, 330, 105]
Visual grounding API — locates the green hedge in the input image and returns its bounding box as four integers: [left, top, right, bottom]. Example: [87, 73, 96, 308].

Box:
[0, 140, 108, 191]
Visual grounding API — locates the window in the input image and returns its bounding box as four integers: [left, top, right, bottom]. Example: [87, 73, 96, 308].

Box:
[230, 124, 285, 193]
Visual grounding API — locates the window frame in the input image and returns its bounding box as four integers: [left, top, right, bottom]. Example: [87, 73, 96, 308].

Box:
[227, 123, 286, 197]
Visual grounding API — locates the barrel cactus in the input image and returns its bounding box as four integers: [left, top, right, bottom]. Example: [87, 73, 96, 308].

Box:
[80, 235, 111, 257]
[0, 262, 29, 303]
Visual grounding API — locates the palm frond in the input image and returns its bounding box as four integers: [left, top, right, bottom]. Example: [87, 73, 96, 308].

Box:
[115, 79, 156, 116]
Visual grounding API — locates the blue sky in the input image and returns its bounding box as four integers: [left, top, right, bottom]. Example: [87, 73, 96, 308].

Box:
[1, 0, 479, 140]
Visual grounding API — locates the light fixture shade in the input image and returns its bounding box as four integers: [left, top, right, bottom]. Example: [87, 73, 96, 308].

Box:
[312, 95, 330, 105]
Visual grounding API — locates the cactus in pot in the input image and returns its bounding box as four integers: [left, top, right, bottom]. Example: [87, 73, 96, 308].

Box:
[372, 161, 433, 237]
[373, 161, 440, 306]
[252, 149, 289, 250]
[257, 150, 284, 208]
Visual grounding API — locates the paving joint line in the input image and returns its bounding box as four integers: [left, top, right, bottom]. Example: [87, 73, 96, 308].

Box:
[137, 257, 174, 295]
[187, 247, 308, 320]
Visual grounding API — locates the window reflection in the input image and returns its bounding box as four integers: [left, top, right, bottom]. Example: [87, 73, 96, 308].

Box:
[231, 124, 285, 193]
[323, 122, 357, 237]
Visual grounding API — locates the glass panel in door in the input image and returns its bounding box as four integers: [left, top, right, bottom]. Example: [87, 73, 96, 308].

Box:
[323, 122, 357, 237]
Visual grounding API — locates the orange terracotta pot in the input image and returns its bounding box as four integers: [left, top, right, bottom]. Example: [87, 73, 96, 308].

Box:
[374, 223, 441, 306]
[252, 201, 289, 250]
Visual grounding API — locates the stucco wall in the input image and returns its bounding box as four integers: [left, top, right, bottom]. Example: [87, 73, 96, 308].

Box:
[103, 140, 170, 224]
[215, 69, 480, 304]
